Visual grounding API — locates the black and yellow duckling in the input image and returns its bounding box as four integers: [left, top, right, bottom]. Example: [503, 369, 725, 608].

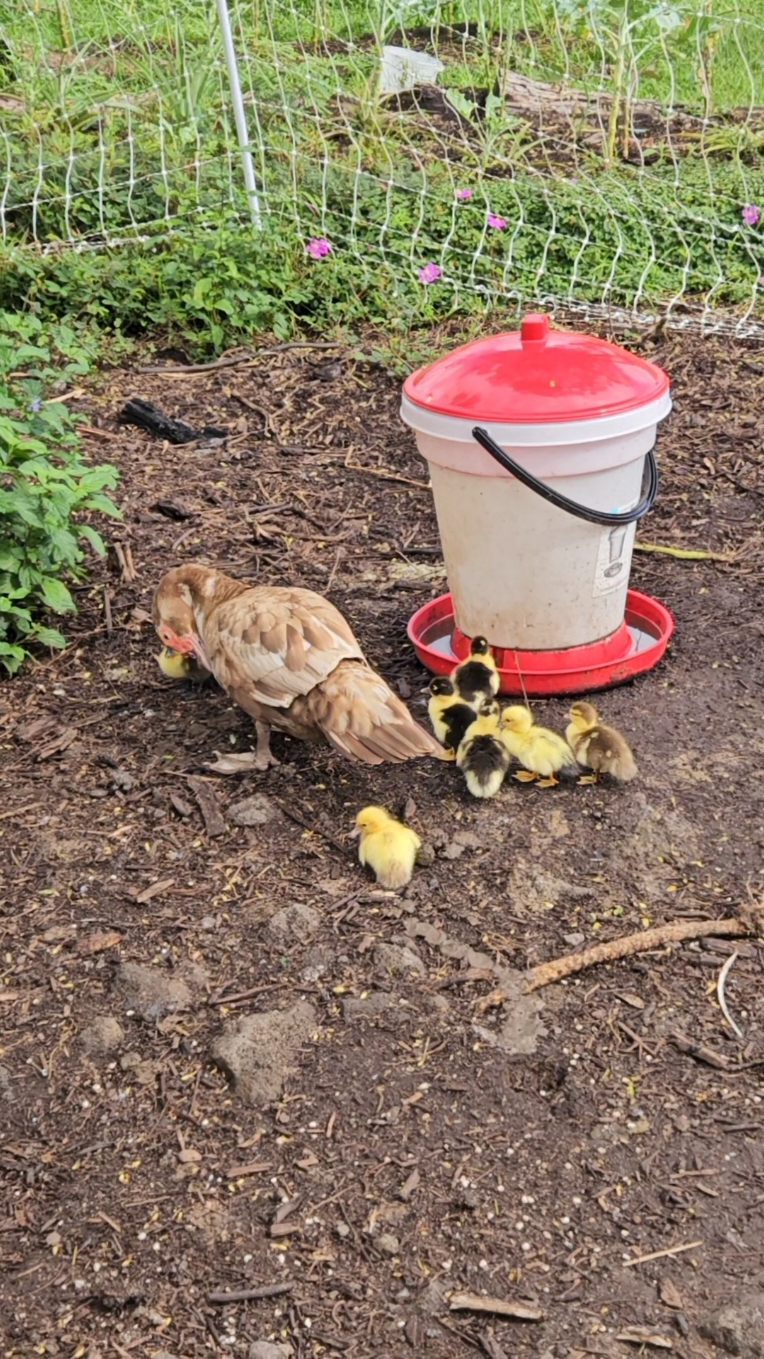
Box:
[157, 646, 211, 683]
[566, 702, 637, 783]
[451, 636, 500, 708]
[428, 677, 481, 760]
[456, 698, 510, 798]
[500, 705, 577, 787]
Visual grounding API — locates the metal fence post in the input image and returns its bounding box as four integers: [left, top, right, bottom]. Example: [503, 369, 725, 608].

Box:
[214, 0, 261, 226]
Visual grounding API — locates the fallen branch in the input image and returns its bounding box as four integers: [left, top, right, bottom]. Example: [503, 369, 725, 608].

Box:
[141, 340, 345, 375]
[524, 915, 758, 993]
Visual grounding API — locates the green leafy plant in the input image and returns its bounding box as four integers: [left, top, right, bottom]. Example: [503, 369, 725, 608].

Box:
[0, 315, 122, 673]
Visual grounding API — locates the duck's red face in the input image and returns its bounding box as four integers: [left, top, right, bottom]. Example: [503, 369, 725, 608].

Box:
[152, 580, 210, 668]
[157, 621, 196, 655]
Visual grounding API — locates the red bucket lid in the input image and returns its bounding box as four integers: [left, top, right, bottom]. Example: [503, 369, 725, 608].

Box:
[403, 313, 669, 424]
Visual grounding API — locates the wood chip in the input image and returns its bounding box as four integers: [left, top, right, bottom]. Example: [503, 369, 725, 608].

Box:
[448, 1291, 543, 1321]
[135, 879, 175, 905]
[225, 1161, 271, 1179]
[270, 1221, 302, 1238]
[273, 1195, 301, 1225]
[169, 792, 193, 818]
[659, 1278, 683, 1309]
[399, 1168, 420, 1201]
[77, 930, 122, 954]
[186, 777, 226, 837]
[616, 1328, 673, 1348]
[480, 1331, 509, 1359]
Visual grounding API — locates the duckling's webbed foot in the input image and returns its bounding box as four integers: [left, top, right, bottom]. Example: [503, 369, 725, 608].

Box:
[514, 770, 538, 783]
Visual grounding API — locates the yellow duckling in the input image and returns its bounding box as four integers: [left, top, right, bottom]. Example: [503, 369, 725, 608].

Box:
[428, 677, 481, 759]
[451, 636, 500, 708]
[566, 701, 637, 783]
[157, 646, 210, 683]
[456, 698, 509, 799]
[501, 705, 577, 787]
[350, 806, 422, 890]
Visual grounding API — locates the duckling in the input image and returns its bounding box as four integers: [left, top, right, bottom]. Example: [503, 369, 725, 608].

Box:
[566, 701, 637, 783]
[451, 636, 500, 708]
[428, 677, 480, 759]
[157, 646, 210, 683]
[500, 705, 577, 787]
[456, 698, 510, 799]
[350, 805, 421, 890]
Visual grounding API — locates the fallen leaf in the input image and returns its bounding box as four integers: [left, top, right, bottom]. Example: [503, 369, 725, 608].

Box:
[135, 878, 175, 904]
[617, 1328, 673, 1349]
[77, 930, 122, 954]
[448, 1291, 543, 1321]
[659, 1278, 683, 1309]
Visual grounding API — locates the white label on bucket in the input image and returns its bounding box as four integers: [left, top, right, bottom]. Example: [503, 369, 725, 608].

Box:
[592, 523, 636, 598]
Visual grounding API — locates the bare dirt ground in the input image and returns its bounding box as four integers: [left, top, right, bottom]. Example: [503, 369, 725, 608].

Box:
[2, 328, 764, 1359]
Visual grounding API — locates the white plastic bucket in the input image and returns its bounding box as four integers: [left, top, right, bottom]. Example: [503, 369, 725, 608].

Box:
[400, 392, 672, 651]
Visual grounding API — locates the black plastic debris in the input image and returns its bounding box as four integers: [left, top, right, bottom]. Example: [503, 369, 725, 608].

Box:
[119, 398, 228, 445]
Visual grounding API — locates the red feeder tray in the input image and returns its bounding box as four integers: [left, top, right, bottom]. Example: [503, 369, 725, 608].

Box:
[408, 589, 674, 697]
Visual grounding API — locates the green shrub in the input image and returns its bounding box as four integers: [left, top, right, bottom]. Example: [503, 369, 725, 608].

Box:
[0, 315, 121, 673]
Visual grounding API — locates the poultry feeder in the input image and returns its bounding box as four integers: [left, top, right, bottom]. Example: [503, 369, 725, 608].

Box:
[401, 312, 675, 696]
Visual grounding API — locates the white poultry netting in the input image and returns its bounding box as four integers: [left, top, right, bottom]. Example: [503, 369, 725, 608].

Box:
[2, 0, 764, 330]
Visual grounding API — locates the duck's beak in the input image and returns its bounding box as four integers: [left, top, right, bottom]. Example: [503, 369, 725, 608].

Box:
[348, 825, 361, 840]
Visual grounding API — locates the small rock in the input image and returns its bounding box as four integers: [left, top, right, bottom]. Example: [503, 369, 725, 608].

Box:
[700, 1293, 764, 1356]
[266, 902, 320, 945]
[376, 1232, 400, 1256]
[80, 1016, 125, 1055]
[443, 841, 466, 860]
[115, 962, 193, 1020]
[375, 943, 426, 977]
[343, 992, 394, 1021]
[414, 843, 435, 868]
[212, 1001, 317, 1106]
[451, 829, 482, 849]
[300, 944, 335, 983]
[336, 1221, 351, 1238]
[563, 932, 586, 947]
[111, 768, 134, 793]
[247, 1344, 294, 1359]
[228, 794, 279, 828]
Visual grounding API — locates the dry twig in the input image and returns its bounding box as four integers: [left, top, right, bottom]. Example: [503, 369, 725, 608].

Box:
[524, 916, 753, 992]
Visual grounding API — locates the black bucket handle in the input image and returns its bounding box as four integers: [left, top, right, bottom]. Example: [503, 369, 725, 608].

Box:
[472, 425, 658, 528]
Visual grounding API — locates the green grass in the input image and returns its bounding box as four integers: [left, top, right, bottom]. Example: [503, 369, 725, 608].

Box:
[1, 0, 763, 348]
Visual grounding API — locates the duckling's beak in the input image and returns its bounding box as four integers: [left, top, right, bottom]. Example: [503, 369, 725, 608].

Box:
[348, 825, 361, 840]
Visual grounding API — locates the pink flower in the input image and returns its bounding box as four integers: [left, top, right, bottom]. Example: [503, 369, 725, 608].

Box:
[306, 237, 332, 259]
[487, 212, 507, 230]
[758, 274, 764, 287]
[456, 187, 472, 200]
[742, 204, 760, 227]
[418, 262, 442, 284]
